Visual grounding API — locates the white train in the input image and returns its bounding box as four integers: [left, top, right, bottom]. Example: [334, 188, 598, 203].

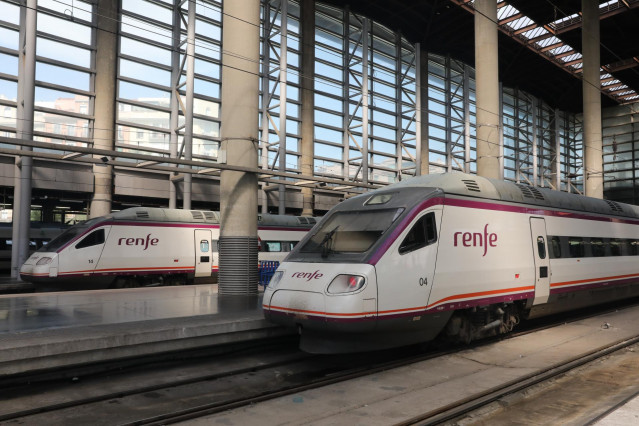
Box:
[263, 172, 639, 353]
[20, 208, 315, 291]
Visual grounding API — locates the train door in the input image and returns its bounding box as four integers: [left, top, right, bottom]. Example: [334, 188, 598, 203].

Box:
[59, 227, 110, 276]
[376, 209, 442, 316]
[530, 217, 550, 305]
[194, 229, 212, 277]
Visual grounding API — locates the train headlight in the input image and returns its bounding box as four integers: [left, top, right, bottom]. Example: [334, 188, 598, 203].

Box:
[327, 275, 365, 294]
[36, 257, 52, 266]
[268, 270, 284, 289]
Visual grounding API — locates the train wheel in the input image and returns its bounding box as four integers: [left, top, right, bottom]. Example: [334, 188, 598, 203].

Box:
[111, 276, 138, 289]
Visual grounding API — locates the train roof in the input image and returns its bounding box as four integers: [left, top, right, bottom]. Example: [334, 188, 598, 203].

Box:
[103, 208, 316, 227]
[376, 172, 639, 219]
[109, 208, 221, 223]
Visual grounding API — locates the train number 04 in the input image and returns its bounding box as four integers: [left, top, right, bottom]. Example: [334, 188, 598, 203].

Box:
[419, 277, 428, 286]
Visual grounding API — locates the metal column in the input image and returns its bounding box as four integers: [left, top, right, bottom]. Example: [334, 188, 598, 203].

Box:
[300, 0, 315, 215]
[553, 108, 562, 190]
[183, 0, 196, 209]
[344, 13, 370, 185]
[168, 0, 182, 209]
[260, 0, 288, 214]
[277, 0, 288, 214]
[532, 97, 538, 186]
[417, 45, 429, 175]
[11, 0, 36, 279]
[463, 65, 471, 174]
[361, 18, 369, 184]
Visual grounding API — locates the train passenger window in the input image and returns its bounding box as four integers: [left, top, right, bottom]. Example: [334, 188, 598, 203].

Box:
[610, 239, 623, 256]
[630, 240, 639, 256]
[281, 242, 294, 252]
[590, 238, 605, 257]
[537, 236, 546, 259]
[568, 237, 584, 258]
[399, 212, 437, 255]
[550, 236, 561, 259]
[211, 240, 219, 252]
[76, 229, 105, 249]
[265, 241, 282, 252]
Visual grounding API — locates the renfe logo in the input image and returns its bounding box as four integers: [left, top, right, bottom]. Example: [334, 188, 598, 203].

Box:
[454, 224, 497, 257]
[118, 234, 159, 251]
[292, 270, 324, 281]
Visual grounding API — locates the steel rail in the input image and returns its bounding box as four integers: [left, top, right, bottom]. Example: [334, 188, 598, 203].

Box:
[396, 335, 639, 426]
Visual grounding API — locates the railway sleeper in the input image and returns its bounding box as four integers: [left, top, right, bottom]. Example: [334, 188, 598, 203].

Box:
[443, 302, 522, 344]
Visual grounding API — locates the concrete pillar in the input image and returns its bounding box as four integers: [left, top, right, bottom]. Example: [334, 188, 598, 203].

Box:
[218, 0, 260, 295]
[11, 0, 36, 279]
[417, 45, 428, 175]
[90, 0, 118, 218]
[474, 0, 501, 180]
[300, 0, 315, 215]
[582, 0, 603, 199]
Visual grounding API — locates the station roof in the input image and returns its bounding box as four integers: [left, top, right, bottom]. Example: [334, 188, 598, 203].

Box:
[322, 0, 639, 113]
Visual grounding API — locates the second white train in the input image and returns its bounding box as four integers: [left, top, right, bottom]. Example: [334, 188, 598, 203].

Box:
[20, 207, 315, 291]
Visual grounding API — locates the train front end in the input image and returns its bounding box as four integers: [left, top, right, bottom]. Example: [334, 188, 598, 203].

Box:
[263, 185, 443, 353]
[20, 223, 94, 287]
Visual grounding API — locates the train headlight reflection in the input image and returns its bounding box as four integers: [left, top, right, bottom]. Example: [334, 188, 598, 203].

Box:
[269, 270, 284, 289]
[327, 275, 365, 294]
[36, 257, 52, 266]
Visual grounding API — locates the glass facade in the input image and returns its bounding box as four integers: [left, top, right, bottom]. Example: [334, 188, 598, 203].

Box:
[602, 105, 639, 204]
[118, 0, 222, 160]
[312, 2, 417, 184]
[0, 0, 94, 146]
[4, 0, 638, 214]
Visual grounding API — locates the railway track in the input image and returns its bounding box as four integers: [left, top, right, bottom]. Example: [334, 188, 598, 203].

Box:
[3, 300, 639, 425]
[398, 337, 639, 425]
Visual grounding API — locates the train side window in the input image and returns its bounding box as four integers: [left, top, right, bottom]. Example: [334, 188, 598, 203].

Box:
[630, 240, 639, 256]
[211, 240, 219, 252]
[399, 212, 437, 255]
[610, 239, 623, 256]
[76, 229, 105, 249]
[550, 236, 561, 259]
[536, 236, 546, 259]
[282, 241, 294, 252]
[590, 238, 604, 257]
[568, 237, 584, 258]
[265, 241, 282, 252]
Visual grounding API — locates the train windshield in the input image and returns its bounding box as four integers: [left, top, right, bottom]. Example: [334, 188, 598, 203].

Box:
[37, 226, 88, 252]
[300, 208, 403, 256]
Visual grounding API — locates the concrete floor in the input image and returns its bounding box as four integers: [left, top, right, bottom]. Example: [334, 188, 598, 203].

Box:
[0, 285, 288, 376]
[183, 306, 639, 425]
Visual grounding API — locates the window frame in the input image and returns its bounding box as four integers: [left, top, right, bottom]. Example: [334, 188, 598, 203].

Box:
[398, 211, 437, 255]
[75, 228, 105, 249]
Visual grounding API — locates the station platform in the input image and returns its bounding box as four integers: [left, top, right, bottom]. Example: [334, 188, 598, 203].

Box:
[0, 285, 291, 377]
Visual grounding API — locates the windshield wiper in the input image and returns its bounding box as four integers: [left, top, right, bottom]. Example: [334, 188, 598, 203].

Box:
[320, 226, 339, 258]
